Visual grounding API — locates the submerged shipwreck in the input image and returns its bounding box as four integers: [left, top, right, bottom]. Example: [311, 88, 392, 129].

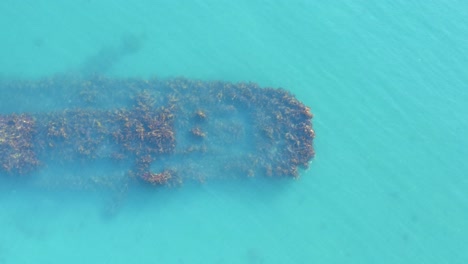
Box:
[0, 75, 315, 190]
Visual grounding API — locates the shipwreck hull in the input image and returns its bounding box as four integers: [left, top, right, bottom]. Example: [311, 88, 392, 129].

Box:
[0, 76, 315, 189]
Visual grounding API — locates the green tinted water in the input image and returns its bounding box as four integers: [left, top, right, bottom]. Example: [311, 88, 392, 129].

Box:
[0, 1, 467, 263]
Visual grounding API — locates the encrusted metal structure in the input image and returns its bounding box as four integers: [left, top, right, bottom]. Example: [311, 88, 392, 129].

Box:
[0, 76, 315, 189]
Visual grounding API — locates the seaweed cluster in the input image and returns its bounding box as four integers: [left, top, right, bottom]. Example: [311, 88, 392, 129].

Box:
[0, 76, 315, 188]
[0, 114, 38, 174]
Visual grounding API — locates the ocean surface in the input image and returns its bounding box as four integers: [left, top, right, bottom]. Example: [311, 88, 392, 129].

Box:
[1, 1, 467, 263]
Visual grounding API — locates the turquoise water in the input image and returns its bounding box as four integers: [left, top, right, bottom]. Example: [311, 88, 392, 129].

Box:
[1, 1, 468, 263]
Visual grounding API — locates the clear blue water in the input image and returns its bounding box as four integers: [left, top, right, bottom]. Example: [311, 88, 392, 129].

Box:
[1, 1, 468, 263]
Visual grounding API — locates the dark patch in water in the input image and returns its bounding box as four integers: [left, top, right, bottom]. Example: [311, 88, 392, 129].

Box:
[80, 33, 145, 75]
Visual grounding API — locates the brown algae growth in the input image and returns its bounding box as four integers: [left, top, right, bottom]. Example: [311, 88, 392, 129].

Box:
[0, 76, 315, 188]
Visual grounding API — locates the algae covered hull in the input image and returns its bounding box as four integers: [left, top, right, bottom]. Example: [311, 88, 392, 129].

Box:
[0, 76, 314, 188]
